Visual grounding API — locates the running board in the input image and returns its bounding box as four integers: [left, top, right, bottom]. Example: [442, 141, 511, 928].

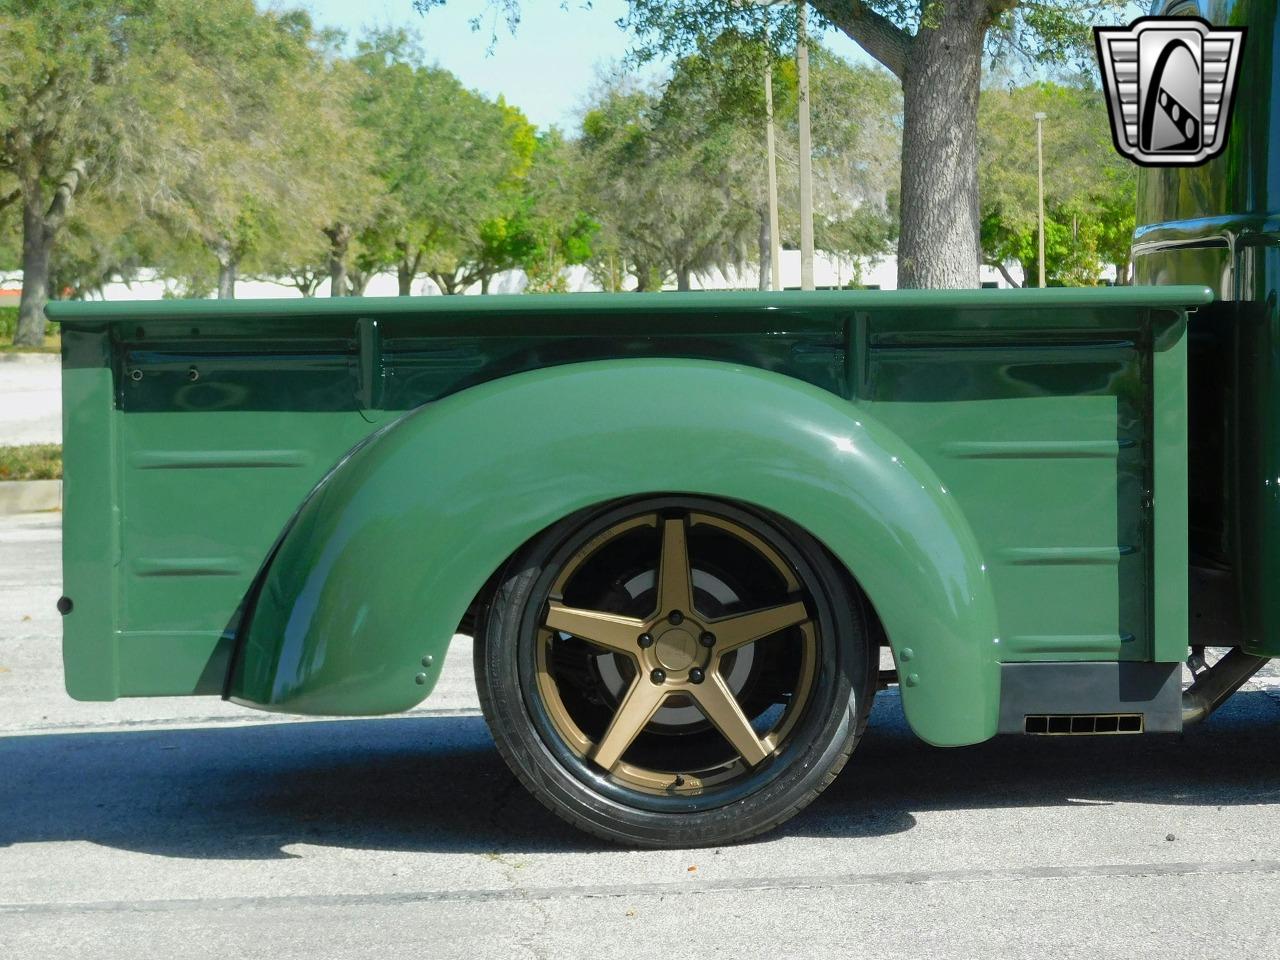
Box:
[997, 662, 1182, 735]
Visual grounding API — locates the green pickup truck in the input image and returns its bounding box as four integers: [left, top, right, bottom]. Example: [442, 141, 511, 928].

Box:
[48, 1, 1276, 849]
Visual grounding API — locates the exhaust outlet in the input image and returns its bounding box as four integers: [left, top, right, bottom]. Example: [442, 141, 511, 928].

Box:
[1182, 648, 1270, 725]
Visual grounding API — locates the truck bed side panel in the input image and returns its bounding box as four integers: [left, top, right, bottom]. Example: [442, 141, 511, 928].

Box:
[52, 289, 1205, 705]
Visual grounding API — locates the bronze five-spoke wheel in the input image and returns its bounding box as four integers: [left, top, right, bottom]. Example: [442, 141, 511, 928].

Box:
[476, 497, 876, 847]
[540, 513, 817, 790]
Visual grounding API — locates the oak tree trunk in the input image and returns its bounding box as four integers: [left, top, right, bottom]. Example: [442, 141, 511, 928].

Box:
[217, 264, 236, 299]
[397, 245, 422, 296]
[676, 267, 692, 291]
[213, 239, 237, 299]
[428, 272, 463, 295]
[815, 0, 989, 289]
[15, 194, 52, 347]
[896, 10, 984, 288]
[325, 223, 351, 297]
[13, 163, 85, 346]
[349, 269, 372, 296]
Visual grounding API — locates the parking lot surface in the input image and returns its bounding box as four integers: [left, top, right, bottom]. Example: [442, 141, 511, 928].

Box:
[0, 355, 60, 445]
[3, 511, 1280, 959]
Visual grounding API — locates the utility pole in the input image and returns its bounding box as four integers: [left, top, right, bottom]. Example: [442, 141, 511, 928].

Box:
[1035, 111, 1047, 289]
[764, 56, 782, 292]
[797, 1, 815, 291]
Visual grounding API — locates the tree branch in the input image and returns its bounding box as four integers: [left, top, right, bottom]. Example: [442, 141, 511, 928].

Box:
[43, 160, 86, 232]
[809, 0, 911, 79]
[986, 0, 1019, 19]
[989, 260, 1023, 288]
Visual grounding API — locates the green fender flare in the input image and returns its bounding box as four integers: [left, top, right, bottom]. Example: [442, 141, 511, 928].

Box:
[228, 359, 1001, 746]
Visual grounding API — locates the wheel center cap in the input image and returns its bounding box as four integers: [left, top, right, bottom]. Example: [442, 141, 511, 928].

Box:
[654, 627, 697, 672]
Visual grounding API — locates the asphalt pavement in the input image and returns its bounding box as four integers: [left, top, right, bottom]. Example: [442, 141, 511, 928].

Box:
[3, 510, 1280, 959]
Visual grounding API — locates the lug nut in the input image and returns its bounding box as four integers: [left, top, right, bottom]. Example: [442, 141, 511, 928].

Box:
[650, 669, 666, 685]
[699, 631, 716, 648]
[668, 610, 684, 625]
[689, 667, 705, 684]
[637, 632, 654, 648]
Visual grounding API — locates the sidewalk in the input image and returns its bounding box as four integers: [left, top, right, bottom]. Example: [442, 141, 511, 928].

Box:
[0, 354, 60, 445]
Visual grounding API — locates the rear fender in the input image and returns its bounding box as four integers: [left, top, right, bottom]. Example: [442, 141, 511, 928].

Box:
[228, 359, 1000, 746]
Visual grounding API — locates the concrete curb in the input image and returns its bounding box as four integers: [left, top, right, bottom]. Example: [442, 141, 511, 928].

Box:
[0, 479, 61, 514]
[0, 352, 58, 364]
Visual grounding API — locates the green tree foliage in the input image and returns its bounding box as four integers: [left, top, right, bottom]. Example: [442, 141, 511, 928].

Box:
[47, 194, 154, 300]
[245, 43, 382, 298]
[579, 36, 900, 292]
[418, 0, 1127, 289]
[579, 74, 758, 291]
[978, 79, 1135, 286]
[769, 45, 900, 273]
[0, 0, 1147, 331]
[352, 30, 547, 295]
[0, 0, 371, 345]
[0, 1, 223, 342]
[423, 98, 539, 294]
[0, 175, 19, 273]
[152, 9, 362, 299]
[474, 129, 597, 294]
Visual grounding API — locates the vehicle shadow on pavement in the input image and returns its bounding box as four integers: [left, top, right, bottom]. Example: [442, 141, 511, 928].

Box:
[795, 689, 1280, 841]
[1, 691, 1278, 859]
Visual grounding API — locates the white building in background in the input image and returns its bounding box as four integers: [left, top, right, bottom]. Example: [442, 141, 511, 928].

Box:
[426, 250, 1026, 295]
[2, 251, 1039, 303]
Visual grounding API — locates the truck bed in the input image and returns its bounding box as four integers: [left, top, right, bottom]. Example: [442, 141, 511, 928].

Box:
[49, 287, 1212, 702]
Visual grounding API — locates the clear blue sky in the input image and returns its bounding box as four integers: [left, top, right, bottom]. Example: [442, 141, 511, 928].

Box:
[300, 0, 652, 130]
[298, 0, 874, 131]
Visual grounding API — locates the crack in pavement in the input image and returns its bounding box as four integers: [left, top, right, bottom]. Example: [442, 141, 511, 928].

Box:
[3, 859, 1279, 916]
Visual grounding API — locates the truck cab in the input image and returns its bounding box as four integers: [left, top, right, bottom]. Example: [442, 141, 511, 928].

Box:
[1134, 0, 1280, 664]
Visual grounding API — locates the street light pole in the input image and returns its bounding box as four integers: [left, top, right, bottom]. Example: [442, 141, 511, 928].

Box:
[797, 1, 815, 291]
[1035, 111, 1047, 289]
[764, 55, 781, 291]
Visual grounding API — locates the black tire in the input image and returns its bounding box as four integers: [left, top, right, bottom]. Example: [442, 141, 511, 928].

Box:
[475, 496, 877, 848]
